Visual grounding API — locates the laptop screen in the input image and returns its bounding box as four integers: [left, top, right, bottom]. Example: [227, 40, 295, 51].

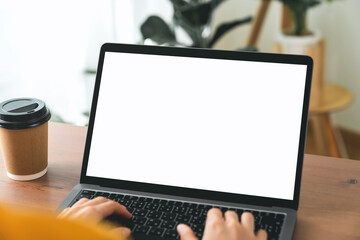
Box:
[85, 48, 308, 201]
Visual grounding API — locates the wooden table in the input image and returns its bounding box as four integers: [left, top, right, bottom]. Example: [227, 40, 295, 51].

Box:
[0, 122, 359, 239]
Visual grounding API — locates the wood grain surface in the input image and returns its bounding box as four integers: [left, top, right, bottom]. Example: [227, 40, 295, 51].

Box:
[0, 122, 359, 239]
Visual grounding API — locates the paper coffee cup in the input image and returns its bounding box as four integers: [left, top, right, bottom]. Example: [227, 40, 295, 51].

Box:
[0, 98, 51, 181]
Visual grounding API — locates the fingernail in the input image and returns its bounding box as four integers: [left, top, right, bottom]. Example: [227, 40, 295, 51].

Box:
[177, 224, 185, 232]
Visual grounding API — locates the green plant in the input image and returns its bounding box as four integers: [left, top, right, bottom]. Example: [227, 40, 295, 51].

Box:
[278, 0, 335, 36]
[140, 0, 252, 48]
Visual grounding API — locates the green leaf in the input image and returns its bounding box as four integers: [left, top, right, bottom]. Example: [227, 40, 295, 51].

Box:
[169, 0, 187, 8]
[208, 16, 252, 48]
[211, 0, 227, 9]
[179, 2, 212, 27]
[140, 16, 176, 45]
[172, 1, 223, 47]
[169, 0, 229, 47]
[282, 0, 321, 12]
[173, 12, 202, 47]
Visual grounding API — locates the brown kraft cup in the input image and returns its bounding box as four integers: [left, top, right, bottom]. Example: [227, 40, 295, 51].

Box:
[0, 98, 51, 181]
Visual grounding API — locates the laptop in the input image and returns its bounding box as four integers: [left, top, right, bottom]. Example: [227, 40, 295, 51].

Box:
[58, 43, 313, 240]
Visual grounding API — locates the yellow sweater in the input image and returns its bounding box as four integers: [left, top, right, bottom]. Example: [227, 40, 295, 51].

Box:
[0, 204, 124, 240]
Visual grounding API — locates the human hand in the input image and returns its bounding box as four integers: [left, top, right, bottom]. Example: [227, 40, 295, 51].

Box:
[58, 197, 132, 237]
[177, 208, 267, 240]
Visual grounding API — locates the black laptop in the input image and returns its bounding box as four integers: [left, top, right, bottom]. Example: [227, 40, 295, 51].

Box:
[58, 43, 313, 240]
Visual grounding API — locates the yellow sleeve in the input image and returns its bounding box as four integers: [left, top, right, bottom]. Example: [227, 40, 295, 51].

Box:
[0, 203, 125, 240]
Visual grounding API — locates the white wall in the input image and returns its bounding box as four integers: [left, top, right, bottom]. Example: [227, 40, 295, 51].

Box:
[1, 0, 359, 131]
[212, 0, 360, 132]
[0, 0, 115, 125]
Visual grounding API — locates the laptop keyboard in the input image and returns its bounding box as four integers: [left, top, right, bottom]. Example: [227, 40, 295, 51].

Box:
[72, 190, 285, 240]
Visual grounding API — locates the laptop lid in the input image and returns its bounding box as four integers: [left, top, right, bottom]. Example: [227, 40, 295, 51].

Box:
[80, 43, 313, 211]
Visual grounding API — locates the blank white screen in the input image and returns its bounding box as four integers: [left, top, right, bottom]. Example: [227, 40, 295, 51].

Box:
[86, 52, 307, 200]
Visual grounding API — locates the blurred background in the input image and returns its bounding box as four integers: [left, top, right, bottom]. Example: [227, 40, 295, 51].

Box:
[0, 0, 359, 159]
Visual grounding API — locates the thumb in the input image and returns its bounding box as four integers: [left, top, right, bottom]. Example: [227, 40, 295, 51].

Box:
[177, 224, 198, 240]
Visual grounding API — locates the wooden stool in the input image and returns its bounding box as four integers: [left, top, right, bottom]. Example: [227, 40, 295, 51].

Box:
[248, 2, 354, 158]
[277, 5, 354, 158]
[307, 83, 353, 158]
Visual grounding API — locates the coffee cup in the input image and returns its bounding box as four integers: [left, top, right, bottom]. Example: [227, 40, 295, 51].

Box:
[0, 98, 51, 181]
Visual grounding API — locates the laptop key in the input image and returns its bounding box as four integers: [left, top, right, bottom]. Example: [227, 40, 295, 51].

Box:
[260, 213, 277, 224]
[81, 190, 95, 196]
[139, 197, 153, 203]
[188, 203, 198, 209]
[261, 212, 275, 218]
[146, 219, 162, 227]
[153, 199, 167, 204]
[274, 219, 283, 227]
[149, 227, 165, 236]
[132, 201, 146, 209]
[129, 196, 139, 201]
[127, 207, 135, 214]
[108, 193, 118, 199]
[219, 207, 228, 213]
[118, 199, 132, 207]
[190, 216, 205, 224]
[161, 220, 177, 229]
[77, 194, 92, 199]
[254, 215, 262, 224]
[252, 210, 260, 216]
[274, 225, 282, 234]
[161, 213, 177, 221]
[267, 225, 275, 234]
[259, 223, 269, 231]
[147, 211, 162, 219]
[164, 229, 179, 239]
[176, 214, 191, 223]
[196, 204, 204, 209]
[159, 204, 174, 212]
[204, 205, 213, 210]
[187, 208, 202, 216]
[134, 225, 150, 234]
[173, 206, 188, 214]
[275, 213, 285, 221]
[195, 232, 203, 239]
[133, 216, 147, 225]
[133, 209, 148, 217]
[191, 224, 204, 233]
[145, 203, 160, 211]
[182, 202, 190, 208]
[167, 200, 176, 206]
[116, 194, 124, 199]
[201, 209, 210, 217]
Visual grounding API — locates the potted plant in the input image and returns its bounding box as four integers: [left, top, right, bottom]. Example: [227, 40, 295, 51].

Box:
[276, 0, 335, 54]
[280, 0, 322, 36]
[275, 0, 336, 108]
[139, 0, 253, 49]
